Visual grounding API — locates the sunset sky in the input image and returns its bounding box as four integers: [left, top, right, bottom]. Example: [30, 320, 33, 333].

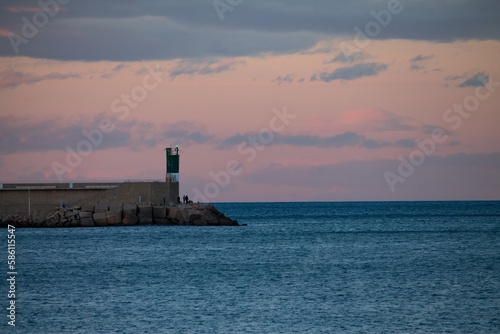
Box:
[1, 0, 499, 202]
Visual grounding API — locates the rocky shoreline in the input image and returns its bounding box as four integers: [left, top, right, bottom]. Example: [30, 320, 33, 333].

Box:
[0, 203, 240, 228]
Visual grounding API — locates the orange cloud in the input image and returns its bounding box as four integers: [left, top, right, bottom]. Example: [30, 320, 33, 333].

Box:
[6, 6, 46, 13]
[0, 28, 14, 37]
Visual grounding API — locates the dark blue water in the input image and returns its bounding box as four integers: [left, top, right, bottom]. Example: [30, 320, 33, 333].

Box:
[1, 201, 499, 333]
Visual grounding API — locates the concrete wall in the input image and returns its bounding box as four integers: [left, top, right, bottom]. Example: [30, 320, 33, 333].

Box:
[0, 182, 179, 217]
[0, 182, 121, 189]
[83, 182, 178, 206]
[0, 188, 104, 217]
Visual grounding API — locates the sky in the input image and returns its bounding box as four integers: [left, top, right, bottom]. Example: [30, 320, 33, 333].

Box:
[0, 0, 499, 202]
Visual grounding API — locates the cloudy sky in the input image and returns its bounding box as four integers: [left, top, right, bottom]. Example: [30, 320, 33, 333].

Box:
[1, 0, 499, 201]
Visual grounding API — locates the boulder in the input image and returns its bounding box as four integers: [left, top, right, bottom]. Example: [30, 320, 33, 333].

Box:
[219, 217, 239, 226]
[154, 218, 172, 225]
[64, 210, 76, 218]
[122, 212, 139, 226]
[81, 218, 94, 227]
[80, 203, 95, 213]
[153, 206, 168, 218]
[168, 207, 179, 220]
[187, 210, 202, 223]
[203, 213, 220, 226]
[106, 211, 122, 226]
[79, 211, 93, 219]
[46, 220, 58, 228]
[123, 204, 137, 215]
[193, 219, 208, 226]
[109, 205, 123, 213]
[138, 205, 153, 225]
[94, 204, 109, 213]
[175, 210, 186, 225]
[93, 212, 107, 226]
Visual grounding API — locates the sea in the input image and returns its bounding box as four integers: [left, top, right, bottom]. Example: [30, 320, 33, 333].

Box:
[1, 201, 499, 333]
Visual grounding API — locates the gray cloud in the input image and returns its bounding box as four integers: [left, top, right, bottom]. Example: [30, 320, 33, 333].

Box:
[410, 55, 433, 62]
[0, 68, 80, 89]
[0, 115, 130, 153]
[410, 54, 433, 71]
[273, 74, 294, 84]
[0, 115, 214, 154]
[445, 72, 490, 88]
[358, 109, 417, 132]
[100, 63, 128, 79]
[218, 131, 415, 150]
[421, 125, 453, 136]
[169, 59, 244, 78]
[161, 121, 215, 146]
[1, 1, 500, 61]
[458, 72, 490, 88]
[311, 63, 387, 82]
[242, 151, 500, 200]
[329, 51, 371, 64]
[278, 132, 362, 148]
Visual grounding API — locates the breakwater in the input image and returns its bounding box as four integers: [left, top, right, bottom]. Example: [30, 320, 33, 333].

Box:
[0, 182, 179, 217]
[0, 203, 239, 228]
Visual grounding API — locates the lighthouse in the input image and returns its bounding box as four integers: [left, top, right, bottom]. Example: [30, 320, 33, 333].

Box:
[165, 145, 180, 182]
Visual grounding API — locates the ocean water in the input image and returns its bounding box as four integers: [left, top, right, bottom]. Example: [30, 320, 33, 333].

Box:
[1, 201, 499, 333]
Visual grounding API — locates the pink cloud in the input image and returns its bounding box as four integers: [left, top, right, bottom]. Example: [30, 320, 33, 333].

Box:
[335, 108, 417, 132]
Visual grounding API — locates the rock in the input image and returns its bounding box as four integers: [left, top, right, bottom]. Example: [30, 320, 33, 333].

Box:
[187, 210, 202, 222]
[2, 202, 240, 228]
[175, 210, 186, 225]
[168, 207, 178, 220]
[122, 212, 139, 226]
[154, 218, 172, 225]
[79, 211, 93, 219]
[64, 211, 76, 218]
[193, 219, 208, 226]
[94, 204, 109, 213]
[81, 203, 95, 213]
[81, 218, 94, 227]
[109, 204, 123, 213]
[106, 211, 122, 226]
[139, 217, 154, 225]
[93, 212, 107, 226]
[219, 217, 239, 226]
[203, 213, 220, 226]
[123, 204, 137, 215]
[153, 206, 168, 218]
[138, 205, 153, 224]
[46, 220, 57, 228]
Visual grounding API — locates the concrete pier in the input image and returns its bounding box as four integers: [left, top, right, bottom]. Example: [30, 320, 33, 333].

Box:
[0, 181, 179, 218]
